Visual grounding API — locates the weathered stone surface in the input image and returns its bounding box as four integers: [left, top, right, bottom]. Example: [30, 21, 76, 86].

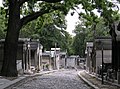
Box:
[9, 70, 91, 89]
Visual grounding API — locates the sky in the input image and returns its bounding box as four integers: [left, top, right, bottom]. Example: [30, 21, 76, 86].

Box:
[0, 0, 3, 7]
[65, 1, 120, 36]
[65, 5, 100, 36]
[65, 10, 79, 36]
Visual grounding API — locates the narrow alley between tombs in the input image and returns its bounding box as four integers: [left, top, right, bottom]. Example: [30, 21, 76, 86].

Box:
[6, 70, 92, 89]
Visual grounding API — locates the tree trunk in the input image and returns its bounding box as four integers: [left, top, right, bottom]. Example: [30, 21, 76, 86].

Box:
[109, 24, 117, 71]
[1, 2, 21, 77]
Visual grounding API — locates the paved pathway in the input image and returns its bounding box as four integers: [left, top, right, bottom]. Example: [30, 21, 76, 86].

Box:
[6, 70, 92, 89]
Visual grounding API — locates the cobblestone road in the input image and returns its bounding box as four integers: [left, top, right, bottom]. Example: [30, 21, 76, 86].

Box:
[8, 70, 92, 89]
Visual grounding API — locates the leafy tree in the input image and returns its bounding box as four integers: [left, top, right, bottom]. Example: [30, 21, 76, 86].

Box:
[1, 0, 120, 77]
[1, 0, 82, 77]
[64, 33, 73, 56]
[70, 0, 120, 60]
[72, 28, 86, 57]
[37, 23, 67, 50]
[1, 0, 70, 77]
[20, 9, 68, 50]
[0, 7, 6, 39]
[72, 17, 110, 57]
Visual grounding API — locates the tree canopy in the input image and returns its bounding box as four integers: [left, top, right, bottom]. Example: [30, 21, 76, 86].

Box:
[1, 0, 120, 77]
[72, 17, 111, 57]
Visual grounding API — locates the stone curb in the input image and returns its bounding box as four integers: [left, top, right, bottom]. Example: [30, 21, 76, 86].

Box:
[77, 71, 99, 89]
[84, 71, 120, 88]
[3, 70, 58, 89]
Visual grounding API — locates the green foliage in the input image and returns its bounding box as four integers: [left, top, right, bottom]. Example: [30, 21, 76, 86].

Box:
[20, 0, 120, 57]
[71, 0, 120, 58]
[0, 7, 7, 39]
[2, 0, 120, 55]
[39, 23, 68, 50]
[20, 6, 69, 51]
[72, 31, 86, 57]
[20, 21, 71, 51]
[72, 17, 110, 57]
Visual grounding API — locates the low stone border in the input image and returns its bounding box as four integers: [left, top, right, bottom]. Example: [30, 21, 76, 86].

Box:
[4, 70, 58, 89]
[84, 71, 120, 88]
[77, 71, 99, 89]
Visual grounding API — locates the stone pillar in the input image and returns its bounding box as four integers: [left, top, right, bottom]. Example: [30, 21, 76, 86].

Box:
[28, 45, 31, 71]
[34, 50, 37, 71]
[39, 49, 43, 71]
[38, 48, 42, 72]
[23, 46, 26, 72]
[26, 48, 29, 71]
[38, 51, 40, 71]
[24, 47, 27, 72]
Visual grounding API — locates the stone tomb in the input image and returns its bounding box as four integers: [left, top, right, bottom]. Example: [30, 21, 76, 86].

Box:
[0, 38, 43, 74]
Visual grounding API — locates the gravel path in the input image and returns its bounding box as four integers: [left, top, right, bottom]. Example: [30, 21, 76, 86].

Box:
[8, 70, 92, 89]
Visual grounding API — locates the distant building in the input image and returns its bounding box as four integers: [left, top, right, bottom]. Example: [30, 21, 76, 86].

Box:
[51, 48, 60, 70]
[85, 37, 112, 74]
[42, 48, 66, 70]
[66, 55, 79, 68]
[95, 37, 112, 74]
[42, 51, 51, 71]
[59, 52, 67, 69]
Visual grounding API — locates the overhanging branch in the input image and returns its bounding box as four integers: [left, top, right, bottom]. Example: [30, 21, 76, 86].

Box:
[21, 3, 65, 25]
[40, 0, 62, 3]
[20, 4, 65, 27]
[19, 0, 63, 6]
[21, 9, 50, 26]
[19, 0, 29, 6]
